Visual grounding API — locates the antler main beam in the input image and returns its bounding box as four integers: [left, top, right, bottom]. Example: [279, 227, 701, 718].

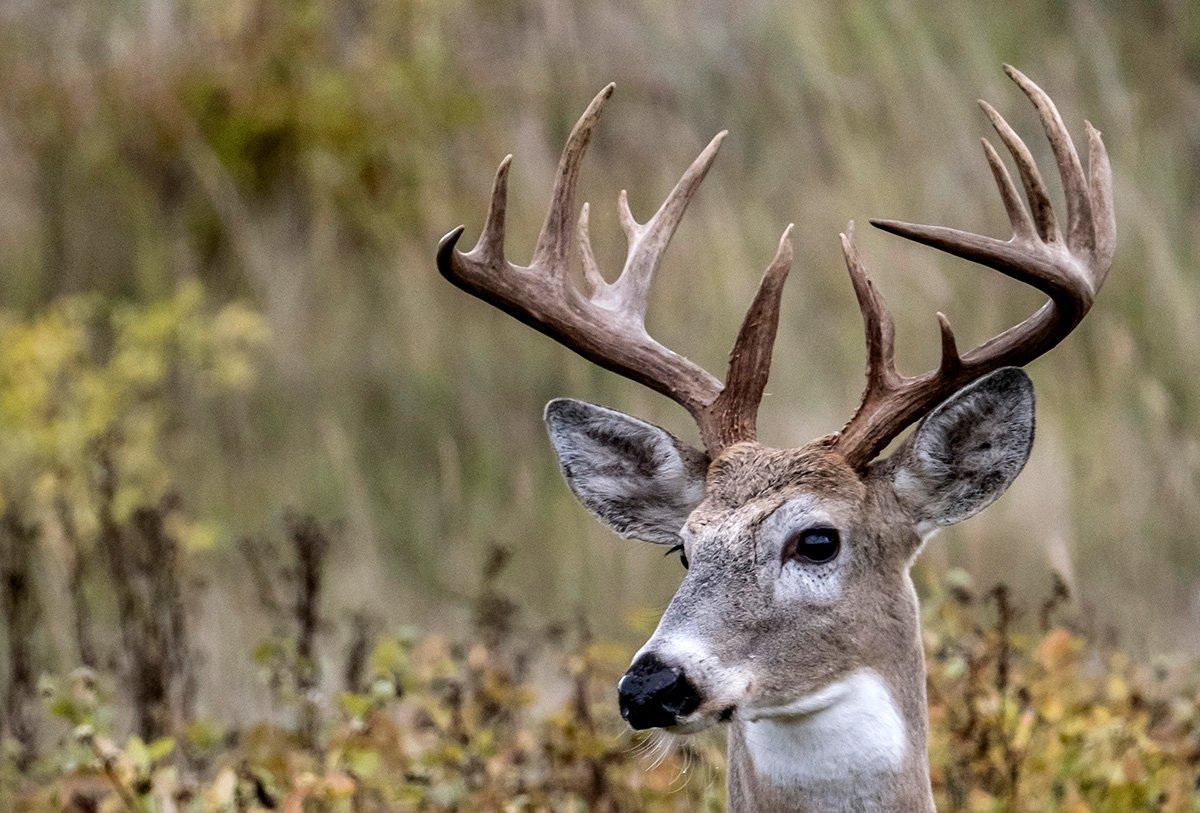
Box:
[438, 67, 1112, 467]
[834, 65, 1116, 467]
[438, 84, 794, 456]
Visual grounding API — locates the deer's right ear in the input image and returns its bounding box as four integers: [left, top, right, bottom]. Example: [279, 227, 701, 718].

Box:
[544, 399, 708, 544]
[887, 368, 1035, 533]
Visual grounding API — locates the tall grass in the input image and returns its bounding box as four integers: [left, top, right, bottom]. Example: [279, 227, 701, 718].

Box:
[0, 0, 1196, 712]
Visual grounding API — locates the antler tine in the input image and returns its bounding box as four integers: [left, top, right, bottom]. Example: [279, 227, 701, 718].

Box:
[706, 225, 795, 447]
[577, 202, 608, 294]
[1004, 64, 1094, 254]
[978, 99, 1059, 243]
[840, 223, 899, 402]
[438, 85, 797, 458]
[835, 67, 1115, 467]
[869, 218, 1085, 302]
[980, 138, 1036, 241]
[1085, 120, 1117, 274]
[935, 312, 963, 374]
[599, 131, 727, 320]
[475, 154, 512, 264]
[837, 225, 967, 450]
[531, 83, 614, 271]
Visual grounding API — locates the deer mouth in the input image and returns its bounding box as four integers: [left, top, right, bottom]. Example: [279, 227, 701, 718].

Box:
[663, 714, 719, 735]
[660, 703, 740, 735]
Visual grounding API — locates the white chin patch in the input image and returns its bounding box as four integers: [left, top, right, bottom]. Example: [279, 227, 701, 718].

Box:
[742, 669, 907, 785]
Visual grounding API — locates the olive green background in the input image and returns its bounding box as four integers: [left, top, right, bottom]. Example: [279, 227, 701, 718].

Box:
[1, 2, 1196, 705]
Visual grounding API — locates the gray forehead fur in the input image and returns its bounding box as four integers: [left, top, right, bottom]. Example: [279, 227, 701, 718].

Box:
[543, 398, 708, 544]
[656, 465, 920, 707]
[760, 493, 835, 538]
[888, 367, 1035, 527]
[639, 372, 1033, 717]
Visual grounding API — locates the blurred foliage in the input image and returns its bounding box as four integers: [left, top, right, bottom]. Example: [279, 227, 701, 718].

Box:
[0, 0, 1196, 653]
[923, 575, 1200, 811]
[0, 0, 1195, 647]
[0, 283, 266, 543]
[0, 0, 1199, 808]
[2, 564, 1198, 811]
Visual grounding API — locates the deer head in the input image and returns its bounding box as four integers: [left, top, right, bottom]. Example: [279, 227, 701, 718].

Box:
[438, 66, 1113, 807]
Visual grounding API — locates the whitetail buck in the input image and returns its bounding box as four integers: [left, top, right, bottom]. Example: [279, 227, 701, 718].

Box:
[438, 66, 1114, 811]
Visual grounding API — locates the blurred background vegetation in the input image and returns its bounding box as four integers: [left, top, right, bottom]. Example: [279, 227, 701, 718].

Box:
[0, 0, 1199, 809]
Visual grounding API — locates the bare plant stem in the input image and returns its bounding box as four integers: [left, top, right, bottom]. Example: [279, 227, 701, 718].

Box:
[95, 447, 196, 741]
[0, 507, 41, 770]
[55, 490, 97, 669]
[90, 736, 145, 813]
[288, 514, 329, 753]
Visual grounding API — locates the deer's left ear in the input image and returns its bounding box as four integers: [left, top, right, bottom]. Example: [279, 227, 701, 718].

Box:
[888, 367, 1035, 530]
[544, 398, 708, 545]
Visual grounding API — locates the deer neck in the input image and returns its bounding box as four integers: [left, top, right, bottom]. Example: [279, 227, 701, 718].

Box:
[725, 584, 933, 811]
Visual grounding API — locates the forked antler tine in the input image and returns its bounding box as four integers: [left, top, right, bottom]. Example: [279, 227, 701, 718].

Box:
[834, 67, 1115, 468]
[1004, 65, 1094, 253]
[978, 99, 1059, 243]
[840, 224, 898, 396]
[531, 83, 615, 270]
[1085, 121, 1117, 271]
[873, 69, 1108, 302]
[710, 225, 795, 443]
[610, 131, 727, 318]
[439, 84, 802, 457]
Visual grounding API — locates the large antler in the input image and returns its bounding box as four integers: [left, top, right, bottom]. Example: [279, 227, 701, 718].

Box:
[438, 84, 795, 456]
[834, 65, 1116, 468]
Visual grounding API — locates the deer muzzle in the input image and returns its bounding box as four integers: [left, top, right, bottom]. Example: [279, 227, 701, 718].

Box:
[617, 652, 702, 730]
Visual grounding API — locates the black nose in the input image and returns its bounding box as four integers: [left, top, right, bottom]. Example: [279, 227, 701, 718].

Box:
[618, 653, 702, 729]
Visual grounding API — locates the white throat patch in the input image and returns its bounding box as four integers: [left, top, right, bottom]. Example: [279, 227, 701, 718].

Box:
[742, 668, 907, 786]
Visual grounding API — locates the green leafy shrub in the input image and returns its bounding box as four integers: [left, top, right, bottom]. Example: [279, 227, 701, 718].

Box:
[4, 561, 1199, 812]
[0, 282, 266, 534]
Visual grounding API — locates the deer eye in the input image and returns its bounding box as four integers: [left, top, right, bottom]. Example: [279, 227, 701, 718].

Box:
[783, 528, 841, 565]
[665, 543, 689, 570]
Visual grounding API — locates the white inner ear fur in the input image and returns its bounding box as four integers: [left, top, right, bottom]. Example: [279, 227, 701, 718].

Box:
[544, 399, 707, 544]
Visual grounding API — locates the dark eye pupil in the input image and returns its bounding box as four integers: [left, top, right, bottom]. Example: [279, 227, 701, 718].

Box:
[786, 528, 840, 564]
